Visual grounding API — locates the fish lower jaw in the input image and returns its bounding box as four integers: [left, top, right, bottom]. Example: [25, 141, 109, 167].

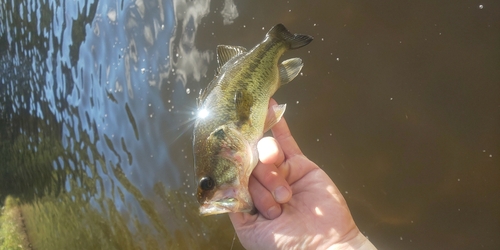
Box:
[199, 198, 254, 215]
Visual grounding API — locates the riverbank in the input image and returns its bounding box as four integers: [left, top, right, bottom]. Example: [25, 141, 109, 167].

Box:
[0, 196, 31, 250]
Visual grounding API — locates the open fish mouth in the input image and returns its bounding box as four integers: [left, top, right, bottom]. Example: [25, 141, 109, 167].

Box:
[200, 198, 238, 215]
[199, 197, 254, 215]
[198, 180, 255, 215]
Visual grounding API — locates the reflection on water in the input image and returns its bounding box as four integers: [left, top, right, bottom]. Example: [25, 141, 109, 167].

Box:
[1, 0, 239, 248]
[1, 0, 499, 249]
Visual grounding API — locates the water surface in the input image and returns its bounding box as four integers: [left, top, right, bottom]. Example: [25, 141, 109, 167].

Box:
[1, 0, 499, 249]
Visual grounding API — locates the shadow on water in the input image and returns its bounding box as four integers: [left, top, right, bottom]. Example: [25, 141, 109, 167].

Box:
[1, 0, 499, 249]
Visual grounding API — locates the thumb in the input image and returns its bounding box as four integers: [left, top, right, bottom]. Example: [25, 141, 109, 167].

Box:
[257, 137, 285, 167]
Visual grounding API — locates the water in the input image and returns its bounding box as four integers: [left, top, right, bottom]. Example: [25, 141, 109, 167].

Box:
[1, 0, 499, 249]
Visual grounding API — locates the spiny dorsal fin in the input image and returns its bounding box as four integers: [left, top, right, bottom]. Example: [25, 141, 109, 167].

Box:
[279, 58, 303, 86]
[216, 45, 247, 74]
[198, 46, 248, 107]
[267, 24, 313, 50]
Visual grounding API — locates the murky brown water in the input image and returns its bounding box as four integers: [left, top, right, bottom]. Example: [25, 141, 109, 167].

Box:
[1, 0, 499, 249]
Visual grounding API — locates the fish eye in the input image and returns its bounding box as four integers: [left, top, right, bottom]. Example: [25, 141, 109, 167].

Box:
[199, 177, 215, 191]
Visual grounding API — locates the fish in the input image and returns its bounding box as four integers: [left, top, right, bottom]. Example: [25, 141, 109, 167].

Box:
[193, 24, 313, 215]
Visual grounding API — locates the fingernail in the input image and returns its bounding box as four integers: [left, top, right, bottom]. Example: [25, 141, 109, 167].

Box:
[267, 205, 281, 219]
[274, 186, 291, 203]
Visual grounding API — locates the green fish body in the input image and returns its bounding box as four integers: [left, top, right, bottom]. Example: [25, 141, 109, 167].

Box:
[193, 24, 313, 215]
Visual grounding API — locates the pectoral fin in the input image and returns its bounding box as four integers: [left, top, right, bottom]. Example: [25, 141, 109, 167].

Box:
[208, 125, 246, 158]
[208, 125, 236, 149]
[279, 58, 303, 86]
[263, 104, 287, 132]
[234, 90, 253, 127]
[211, 126, 226, 140]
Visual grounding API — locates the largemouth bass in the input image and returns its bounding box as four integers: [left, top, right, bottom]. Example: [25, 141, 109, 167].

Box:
[193, 24, 313, 215]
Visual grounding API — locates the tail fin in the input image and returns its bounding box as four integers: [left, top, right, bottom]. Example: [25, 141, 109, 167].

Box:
[267, 24, 313, 49]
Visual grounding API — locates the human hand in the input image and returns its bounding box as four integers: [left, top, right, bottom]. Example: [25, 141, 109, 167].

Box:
[229, 99, 376, 250]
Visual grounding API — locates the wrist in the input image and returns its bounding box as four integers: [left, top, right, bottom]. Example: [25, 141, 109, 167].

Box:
[327, 231, 377, 250]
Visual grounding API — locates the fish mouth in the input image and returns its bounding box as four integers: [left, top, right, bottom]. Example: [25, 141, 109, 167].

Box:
[199, 188, 254, 215]
[200, 198, 254, 215]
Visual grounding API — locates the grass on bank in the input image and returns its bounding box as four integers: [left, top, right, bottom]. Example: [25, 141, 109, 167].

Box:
[0, 196, 30, 250]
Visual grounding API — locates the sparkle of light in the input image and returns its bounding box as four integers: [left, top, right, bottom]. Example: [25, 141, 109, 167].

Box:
[198, 109, 209, 119]
[314, 207, 323, 216]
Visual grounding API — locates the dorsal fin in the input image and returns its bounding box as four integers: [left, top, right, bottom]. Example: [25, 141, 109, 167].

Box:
[198, 46, 248, 107]
[216, 45, 247, 74]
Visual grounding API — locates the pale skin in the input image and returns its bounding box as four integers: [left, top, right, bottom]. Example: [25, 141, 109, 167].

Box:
[229, 99, 377, 250]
